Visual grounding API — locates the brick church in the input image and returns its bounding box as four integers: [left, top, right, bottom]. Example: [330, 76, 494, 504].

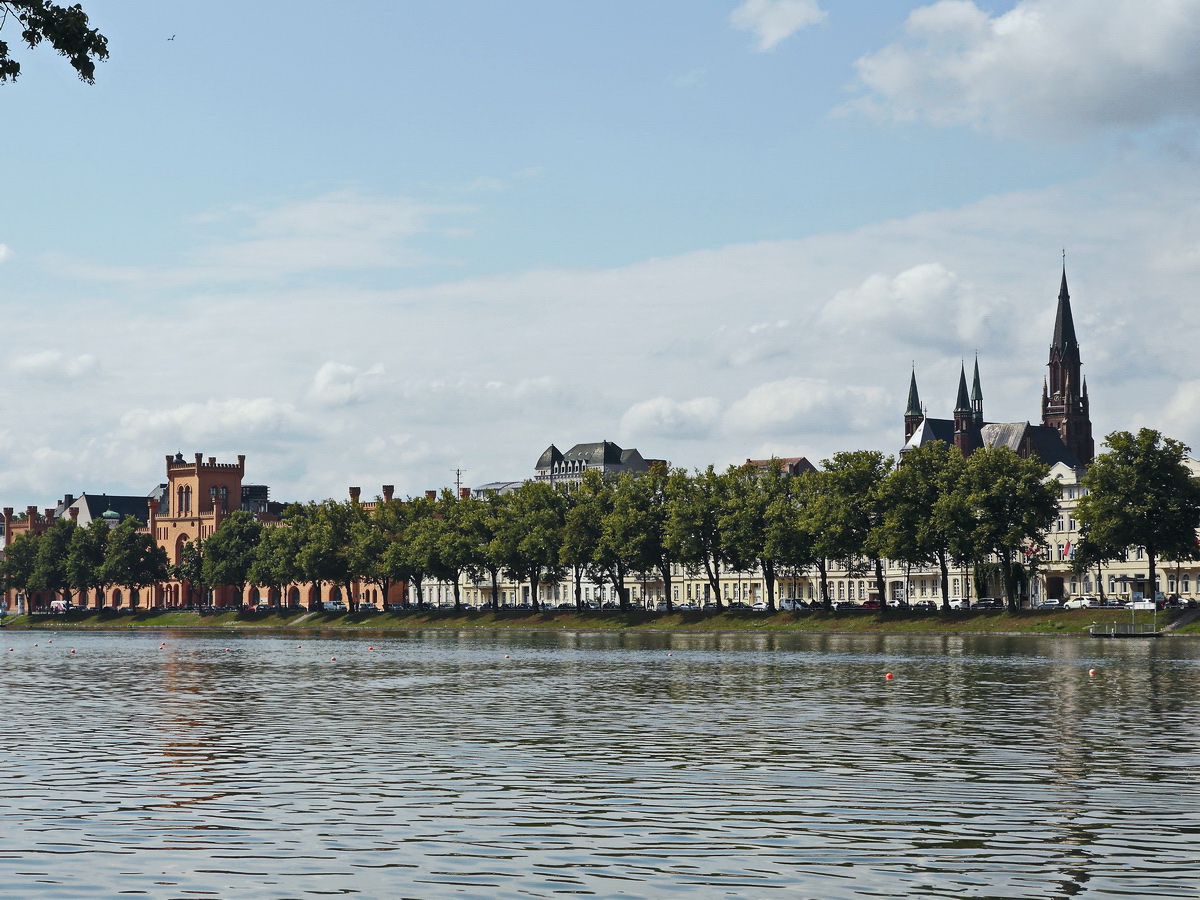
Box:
[902, 267, 1094, 468]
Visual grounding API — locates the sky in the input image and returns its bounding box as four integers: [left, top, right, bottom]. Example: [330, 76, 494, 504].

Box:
[3, 0, 1200, 504]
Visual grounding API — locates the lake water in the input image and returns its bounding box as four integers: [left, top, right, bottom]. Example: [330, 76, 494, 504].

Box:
[0, 628, 1197, 899]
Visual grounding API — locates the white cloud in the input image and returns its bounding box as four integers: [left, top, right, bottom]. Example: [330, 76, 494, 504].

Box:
[117, 398, 310, 445]
[0, 244, 12, 264]
[9, 351, 100, 381]
[620, 396, 722, 439]
[731, 0, 826, 51]
[725, 378, 891, 436]
[308, 361, 386, 408]
[846, 0, 1200, 135]
[818, 263, 1007, 353]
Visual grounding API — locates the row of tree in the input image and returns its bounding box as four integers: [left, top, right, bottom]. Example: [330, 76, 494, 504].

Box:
[5, 429, 1196, 614]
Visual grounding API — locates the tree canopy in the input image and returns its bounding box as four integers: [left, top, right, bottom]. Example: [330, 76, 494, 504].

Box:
[1076, 428, 1200, 601]
[0, 2, 108, 82]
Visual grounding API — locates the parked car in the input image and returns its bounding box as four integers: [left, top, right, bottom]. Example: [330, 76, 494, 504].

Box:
[322, 600, 347, 612]
[974, 598, 1005, 610]
[1064, 596, 1099, 609]
[1036, 599, 1063, 610]
[357, 603, 378, 613]
[913, 599, 938, 610]
[835, 601, 860, 610]
[948, 597, 969, 609]
[860, 599, 882, 609]
[778, 598, 805, 611]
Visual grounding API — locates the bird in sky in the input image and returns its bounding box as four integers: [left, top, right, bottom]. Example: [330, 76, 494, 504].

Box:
[168, 35, 175, 41]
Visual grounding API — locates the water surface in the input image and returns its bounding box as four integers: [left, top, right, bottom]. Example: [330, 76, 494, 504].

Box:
[1, 629, 1196, 898]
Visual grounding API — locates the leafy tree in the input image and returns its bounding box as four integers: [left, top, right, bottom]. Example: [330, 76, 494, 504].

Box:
[247, 524, 294, 606]
[2, 530, 41, 609]
[296, 500, 363, 611]
[67, 518, 108, 608]
[174, 538, 205, 605]
[956, 447, 1060, 609]
[880, 442, 968, 608]
[426, 490, 478, 610]
[721, 462, 795, 611]
[820, 451, 893, 607]
[0, 1, 109, 82]
[201, 510, 263, 605]
[347, 496, 408, 609]
[30, 517, 75, 604]
[1076, 428, 1200, 603]
[666, 466, 728, 609]
[101, 516, 169, 605]
[493, 480, 564, 610]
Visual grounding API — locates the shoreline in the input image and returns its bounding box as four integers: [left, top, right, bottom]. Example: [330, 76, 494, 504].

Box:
[4, 606, 1196, 637]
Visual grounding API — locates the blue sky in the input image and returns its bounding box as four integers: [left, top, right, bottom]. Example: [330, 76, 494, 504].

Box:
[3, 0, 1200, 503]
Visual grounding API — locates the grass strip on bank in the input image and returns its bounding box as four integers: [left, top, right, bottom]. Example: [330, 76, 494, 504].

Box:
[2, 606, 1192, 635]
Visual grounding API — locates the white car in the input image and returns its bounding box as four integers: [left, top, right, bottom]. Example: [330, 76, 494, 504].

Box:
[1063, 596, 1098, 609]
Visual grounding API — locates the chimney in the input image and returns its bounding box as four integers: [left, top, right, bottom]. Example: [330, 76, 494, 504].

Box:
[63, 494, 74, 507]
[425, 490, 436, 500]
[195, 453, 203, 467]
[349, 487, 361, 504]
[69, 507, 79, 522]
[382, 485, 394, 502]
[460, 488, 470, 499]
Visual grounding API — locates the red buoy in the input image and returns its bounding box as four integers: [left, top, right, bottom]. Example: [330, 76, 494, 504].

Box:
[884, 672, 894, 680]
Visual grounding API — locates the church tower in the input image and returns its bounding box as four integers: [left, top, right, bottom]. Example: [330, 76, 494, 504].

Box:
[904, 368, 923, 442]
[1041, 266, 1094, 465]
[952, 363, 976, 454]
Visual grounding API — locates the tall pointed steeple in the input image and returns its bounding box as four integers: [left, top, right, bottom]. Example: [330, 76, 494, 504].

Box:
[1042, 261, 1093, 465]
[970, 354, 984, 425]
[954, 363, 971, 413]
[953, 363, 976, 454]
[904, 367, 924, 442]
[1052, 265, 1078, 350]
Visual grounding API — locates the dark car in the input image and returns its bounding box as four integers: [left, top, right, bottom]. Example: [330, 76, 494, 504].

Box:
[974, 598, 1005, 610]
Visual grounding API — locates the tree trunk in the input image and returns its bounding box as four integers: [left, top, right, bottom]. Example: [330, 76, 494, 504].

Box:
[818, 558, 831, 610]
[658, 560, 672, 613]
[873, 558, 886, 609]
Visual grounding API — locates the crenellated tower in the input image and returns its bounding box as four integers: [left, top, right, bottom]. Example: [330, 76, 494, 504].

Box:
[1041, 266, 1094, 464]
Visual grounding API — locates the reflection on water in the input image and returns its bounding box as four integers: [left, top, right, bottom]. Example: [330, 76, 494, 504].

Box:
[0, 629, 1197, 898]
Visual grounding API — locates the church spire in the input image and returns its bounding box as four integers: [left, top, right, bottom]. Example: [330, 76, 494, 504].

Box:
[970, 354, 984, 425]
[1042, 259, 1093, 465]
[904, 366, 924, 442]
[954, 363, 971, 413]
[1052, 264, 1078, 349]
[906, 367, 922, 417]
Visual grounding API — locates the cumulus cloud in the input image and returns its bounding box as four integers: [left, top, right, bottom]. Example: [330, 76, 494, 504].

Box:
[308, 361, 386, 408]
[117, 398, 310, 445]
[9, 351, 100, 381]
[817, 263, 1007, 353]
[620, 396, 722, 439]
[724, 377, 891, 435]
[0, 244, 12, 264]
[845, 0, 1200, 135]
[731, 0, 826, 51]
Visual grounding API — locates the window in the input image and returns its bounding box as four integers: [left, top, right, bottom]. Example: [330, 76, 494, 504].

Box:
[1070, 578, 1078, 594]
[1057, 516, 1064, 532]
[848, 582, 855, 600]
[1184, 575, 1191, 594]
[1068, 517, 1076, 532]
[1109, 576, 1116, 594]
[1136, 547, 1144, 560]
